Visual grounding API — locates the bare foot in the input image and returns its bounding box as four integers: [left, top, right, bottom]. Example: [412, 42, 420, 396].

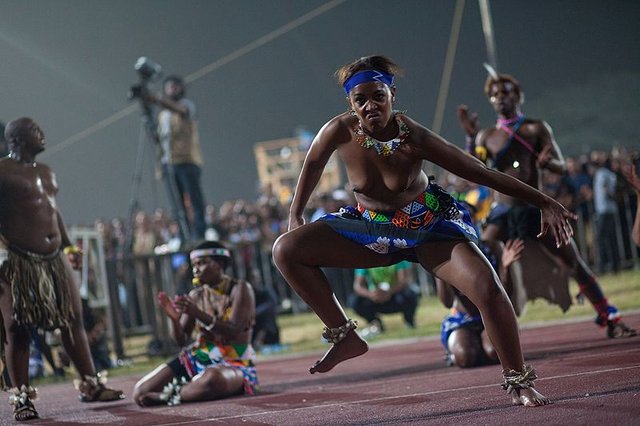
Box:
[78, 382, 125, 403]
[309, 330, 368, 374]
[139, 393, 169, 407]
[511, 387, 551, 407]
[157, 291, 180, 322]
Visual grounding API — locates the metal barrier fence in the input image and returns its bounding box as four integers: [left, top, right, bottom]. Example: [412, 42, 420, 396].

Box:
[101, 246, 435, 360]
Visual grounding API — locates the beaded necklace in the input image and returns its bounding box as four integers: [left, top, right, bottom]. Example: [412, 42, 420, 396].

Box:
[355, 112, 410, 156]
[496, 113, 524, 128]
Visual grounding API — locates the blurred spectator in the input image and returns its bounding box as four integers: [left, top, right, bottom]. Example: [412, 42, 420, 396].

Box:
[310, 192, 332, 222]
[610, 155, 636, 260]
[110, 217, 128, 259]
[592, 151, 620, 274]
[152, 208, 171, 243]
[132, 210, 160, 324]
[0, 121, 7, 157]
[349, 261, 419, 337]
[29, 329, 65, 379]
[154, 220, 182, 254]
[95, 218, 116, 260]
[58, 298, 113, 372]
[133, 211, 159, 255]
[443, 173, 492, 226]
[622, 162, 640, 247]
[565, 156, 593, 217]
[564, 156, 595, 262]
[204, 204, 223, 241]
[81, 298, 113, 371]
[541, 169, 574, 211]
[248, 269, 282, 353]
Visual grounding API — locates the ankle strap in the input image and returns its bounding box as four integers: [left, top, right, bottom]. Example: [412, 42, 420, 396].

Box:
[322, 319, 358, 344]
[8, 385, 38, 406]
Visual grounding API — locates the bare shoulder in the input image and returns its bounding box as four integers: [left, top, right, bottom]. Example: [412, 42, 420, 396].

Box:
[477, 126, 498, 144]
[36, 162, 55, 176]
[316, 112, 357, 147]
[37, 161, 53, 171]
[523, 116, 543, 125]
[523, 116, 548, 129]
[397, 113, 433, 147]
[233, 279, 254, 297]
[397, 113, 429, 135]
[188, 287, 202, 299]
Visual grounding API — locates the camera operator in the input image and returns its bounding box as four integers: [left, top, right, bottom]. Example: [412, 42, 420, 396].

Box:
[144, 75, 206, 242]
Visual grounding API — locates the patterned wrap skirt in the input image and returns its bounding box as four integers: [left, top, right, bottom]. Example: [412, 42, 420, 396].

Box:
[177, 338, 259, 395]
[316, 183, 478, 258]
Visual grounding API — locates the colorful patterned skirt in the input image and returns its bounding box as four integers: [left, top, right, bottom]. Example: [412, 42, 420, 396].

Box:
[178, 339, 259, 395]
[317, 183, 478, 256]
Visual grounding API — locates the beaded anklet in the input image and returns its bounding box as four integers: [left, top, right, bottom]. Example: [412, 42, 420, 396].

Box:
[160, 377, 188, 406]
[501, 365, 538, 395]
[322, 319, 358, 344]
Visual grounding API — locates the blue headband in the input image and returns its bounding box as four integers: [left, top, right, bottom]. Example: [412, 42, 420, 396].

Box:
[343, 70, 394, 95]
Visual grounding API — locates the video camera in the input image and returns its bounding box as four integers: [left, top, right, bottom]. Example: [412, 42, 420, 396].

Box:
[128, 56, 162, 100]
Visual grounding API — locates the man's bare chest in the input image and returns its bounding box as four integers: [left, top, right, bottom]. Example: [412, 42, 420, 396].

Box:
[485, 128, 539, 162]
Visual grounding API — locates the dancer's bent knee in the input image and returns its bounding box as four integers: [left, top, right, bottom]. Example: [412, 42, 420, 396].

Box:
[272, 233, 297, 270]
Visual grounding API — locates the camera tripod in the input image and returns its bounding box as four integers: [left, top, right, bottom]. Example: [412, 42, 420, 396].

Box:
[125, 99, 190, 252]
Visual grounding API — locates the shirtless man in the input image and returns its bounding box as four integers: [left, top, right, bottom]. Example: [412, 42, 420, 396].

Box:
[458, 73, 635, 338]
[0, 117, 123, 421]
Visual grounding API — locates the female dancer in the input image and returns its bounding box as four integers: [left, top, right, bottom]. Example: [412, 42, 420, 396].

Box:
[273, 55, 575, 407]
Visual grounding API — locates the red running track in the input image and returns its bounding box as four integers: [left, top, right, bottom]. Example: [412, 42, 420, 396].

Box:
[2, 313, 639, 425]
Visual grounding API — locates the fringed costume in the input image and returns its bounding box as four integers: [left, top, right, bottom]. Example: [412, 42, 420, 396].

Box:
[0, 239, 73, 388]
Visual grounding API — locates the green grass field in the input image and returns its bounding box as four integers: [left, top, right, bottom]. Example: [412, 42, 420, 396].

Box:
[32, 269, 639, 385]
[276, 269, 640, 354]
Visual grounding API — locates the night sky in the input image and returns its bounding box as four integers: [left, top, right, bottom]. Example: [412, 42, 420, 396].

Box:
[1, 0, 638, 225]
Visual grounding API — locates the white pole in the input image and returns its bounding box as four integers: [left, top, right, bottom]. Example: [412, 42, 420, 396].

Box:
[479, 0, 499, 71]
[431, 0, 466, 135]
[427, 0, 465, 177]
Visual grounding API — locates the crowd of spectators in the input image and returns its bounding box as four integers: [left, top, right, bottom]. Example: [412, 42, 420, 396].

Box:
[85, 147, 638, 318]
[539, 147, 639, 273]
